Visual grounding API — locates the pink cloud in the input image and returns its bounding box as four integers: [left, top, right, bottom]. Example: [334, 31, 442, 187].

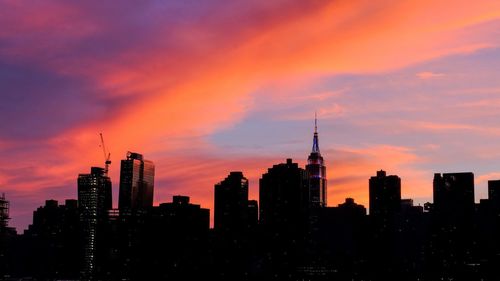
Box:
[416, 71, 446, 79]
[476, 172, 500, 184]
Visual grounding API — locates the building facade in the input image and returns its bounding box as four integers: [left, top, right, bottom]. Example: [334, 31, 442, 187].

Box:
[78, 167, 112, 280]
[118, 152, 155, 213]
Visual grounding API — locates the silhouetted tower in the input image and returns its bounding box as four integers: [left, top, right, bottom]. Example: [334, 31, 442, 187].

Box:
[433, 172, 475, 218]
[0, 193, 10, 229]
[306, 114, 327, 208]
[259, 159, 309, 228]
[369, 170, 401, 216]
[78, 167, 112, 281]
[488, 180, 500, 208]
[118, 152, 155, 214]
[214, 171, 249, 233]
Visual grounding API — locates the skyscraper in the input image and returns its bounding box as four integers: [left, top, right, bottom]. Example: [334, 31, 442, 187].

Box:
[78, 167, 112, 281]
[0, 193, 16, 278]
[0, 193, 17, 236]
[305, 115, 327, 208]
[433, 172, 475, 218]
[259, 158, 309, 228]
[214, 171, 249, 233]
[369, 170, 401, 217]
[118, 152, 155, 213]
[0, 193, 10, 229]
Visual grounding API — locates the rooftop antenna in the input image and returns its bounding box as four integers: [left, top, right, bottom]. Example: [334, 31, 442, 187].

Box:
[315, 111, 318, 133]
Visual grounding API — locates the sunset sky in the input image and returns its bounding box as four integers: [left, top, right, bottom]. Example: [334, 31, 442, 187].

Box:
[2, 0, 500, 231]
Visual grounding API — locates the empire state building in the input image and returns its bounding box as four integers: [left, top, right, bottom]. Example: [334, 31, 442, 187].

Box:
[306, 116, 327, 207]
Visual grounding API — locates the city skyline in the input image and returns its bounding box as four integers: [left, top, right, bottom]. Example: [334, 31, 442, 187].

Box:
[4, 119, 500, 232]
[2, 1, 500, 232]
[4, 144, 500, 280]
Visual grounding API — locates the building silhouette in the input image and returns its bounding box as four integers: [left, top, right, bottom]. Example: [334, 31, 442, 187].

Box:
[433, 172, 475, 218]
[305, 115, 327, 208]
[78, 167, 112, 281]
[155, 195, 210, 234]
[258, 159, 310, 278]
[0, 193, 11, 230]
[430, 172, 476, 278]
[214, 171, 250, 233]
[0, 194, 17, 279]
[118, 152, 155, 214]
[131, 195, 210, 280]
[400, 198, 424, 214]
[488, 180, 500, 214]
[19, 199, 79, 279]
[259, 158, 309, 228]
[369, 170, 401, 217]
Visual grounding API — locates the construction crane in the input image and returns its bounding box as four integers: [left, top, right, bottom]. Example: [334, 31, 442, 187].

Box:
[99, 133, 112, 176]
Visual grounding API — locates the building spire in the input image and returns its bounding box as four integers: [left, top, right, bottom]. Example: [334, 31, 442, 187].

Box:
[312, 113, 320, 153]
[315, 111, 317, 134]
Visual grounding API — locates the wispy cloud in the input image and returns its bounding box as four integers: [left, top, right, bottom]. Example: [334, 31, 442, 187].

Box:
[416, 71, 446, 79]
[476, 172, 500, 184]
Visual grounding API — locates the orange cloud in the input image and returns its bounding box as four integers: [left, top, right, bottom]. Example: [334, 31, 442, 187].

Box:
[476, 172, 500, 184]
[416, 71, 446, 79]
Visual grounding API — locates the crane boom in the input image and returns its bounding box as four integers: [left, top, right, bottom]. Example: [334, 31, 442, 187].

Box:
[99, 133, 112, 176]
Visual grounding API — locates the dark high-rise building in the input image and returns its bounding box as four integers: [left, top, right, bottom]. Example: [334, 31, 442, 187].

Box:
[78, 167, 112, 280]
[369, 170, 401, 216]
[118, 152, 155, 213]
[433, 172, 475, 217]
[126, 195, 210, 280]
[0, 193, 10, 229]
[488, 180, 500, 206]
[79, 167, 112, 219]
[214, 171, 249, 233]
[432, 173, 475, 275]
[305, 116, 327, 208]
[22, 199, 80, 279]
[0, 193, 16, 277]
[259, 158, 309, 228]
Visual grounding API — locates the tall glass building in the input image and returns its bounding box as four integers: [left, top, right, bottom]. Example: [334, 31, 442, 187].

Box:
[77, 167, 112, 281]
[118, 152, 155, 213]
